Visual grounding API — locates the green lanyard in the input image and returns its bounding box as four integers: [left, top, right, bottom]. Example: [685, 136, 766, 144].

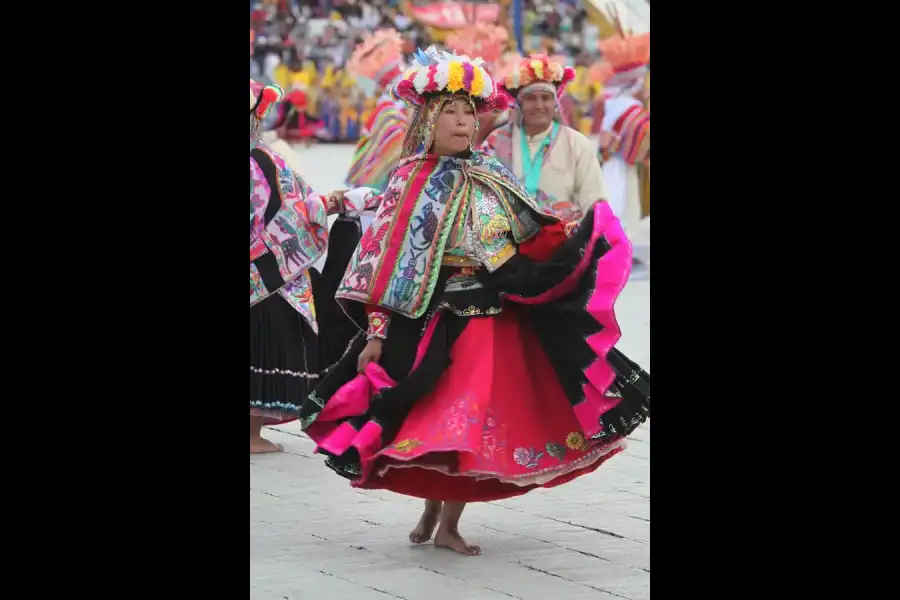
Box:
[520, 121, 558, 198]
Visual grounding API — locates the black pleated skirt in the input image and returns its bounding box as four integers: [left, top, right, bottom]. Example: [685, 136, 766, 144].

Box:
[249, 217, 365, 422]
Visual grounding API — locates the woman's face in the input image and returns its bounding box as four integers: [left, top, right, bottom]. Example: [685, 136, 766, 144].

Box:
[518, 89, 556, 130]
[430, 96, 476, 156]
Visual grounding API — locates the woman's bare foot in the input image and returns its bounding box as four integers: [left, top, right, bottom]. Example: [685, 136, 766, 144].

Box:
[250, 416, 283, 454]
[434, 527, 481, 556]
[250, 437, 284, 454]
[409, 500, 442, 544]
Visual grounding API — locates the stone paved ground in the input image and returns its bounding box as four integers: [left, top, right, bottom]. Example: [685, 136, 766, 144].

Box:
[250, 145, 650, 600]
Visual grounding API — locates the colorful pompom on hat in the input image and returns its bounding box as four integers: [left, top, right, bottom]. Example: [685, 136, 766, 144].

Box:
[346, 28, 406, 89]
[499, 54, 576, 99]
[250, 78, 284, 119]
[391, 46, 510, 114]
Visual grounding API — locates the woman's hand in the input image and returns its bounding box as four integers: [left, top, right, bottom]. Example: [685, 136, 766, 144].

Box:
[357, 338, 383, 373]
[342, 187, 380, 216]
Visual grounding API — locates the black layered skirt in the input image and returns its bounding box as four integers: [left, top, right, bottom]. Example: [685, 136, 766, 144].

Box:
[249, 217, 365, 422]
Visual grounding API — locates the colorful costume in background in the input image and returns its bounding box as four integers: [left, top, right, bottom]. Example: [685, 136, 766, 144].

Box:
[482, 55, 608, 221]
[297, 48, 650, 502]
[249, 79, 377, 424]
[345, 29, 409, 192]
[445, 23, 508, 72]
[270, 85, 323, 143]
[598, 33, 650, 234]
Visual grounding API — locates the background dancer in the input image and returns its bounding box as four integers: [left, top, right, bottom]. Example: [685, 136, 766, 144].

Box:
[269, 81, 323, 146]
[344, 28, 409, 193]
[250, 79, 378, 453]
[483, 54, 607, 221]
[597, 26, 650, 271]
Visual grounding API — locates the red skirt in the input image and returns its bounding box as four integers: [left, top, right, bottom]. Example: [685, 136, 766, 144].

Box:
[361, 309, 626, 501]
[302, 203, 649, 501]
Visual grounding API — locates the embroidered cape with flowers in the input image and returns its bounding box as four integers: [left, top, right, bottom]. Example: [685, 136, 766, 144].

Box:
[334, 47, 562, 319]
[335, 149, 556, 318]
[250, 79, 331, 329]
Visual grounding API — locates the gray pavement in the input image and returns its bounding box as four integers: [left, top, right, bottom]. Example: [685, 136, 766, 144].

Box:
[250, 144, 650, 600]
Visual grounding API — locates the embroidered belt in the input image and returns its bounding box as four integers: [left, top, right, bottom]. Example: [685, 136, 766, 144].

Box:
[441, 255, 480, 267]
[440, 244, 516, 269]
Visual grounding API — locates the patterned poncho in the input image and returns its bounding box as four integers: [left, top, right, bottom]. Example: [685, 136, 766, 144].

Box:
[250, 143, 331, 331]
[335, 150, 560, 318]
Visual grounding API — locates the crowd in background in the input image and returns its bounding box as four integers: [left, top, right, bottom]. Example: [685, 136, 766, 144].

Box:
[250, 0, 609, 142]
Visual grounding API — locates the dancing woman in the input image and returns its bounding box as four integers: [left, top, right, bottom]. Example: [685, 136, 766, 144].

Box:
[296, 50, 650, 553]
[249, 79, 377, 452]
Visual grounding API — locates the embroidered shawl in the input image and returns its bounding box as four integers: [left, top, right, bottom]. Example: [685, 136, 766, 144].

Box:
[250, 143, 330, 324]
[335, 150, 559, 318]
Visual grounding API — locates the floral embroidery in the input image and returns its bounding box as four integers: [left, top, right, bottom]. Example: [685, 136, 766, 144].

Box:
[481, 213, 511, 243]
[279, 273, 317, 333]
[513, 447, 544, 468]
[250, 264, 264, 302]
[566, 432, 588, 452]
[425, 395, 479, 446]
[250, 160, 271, 242]
[479, 409, 507, 468]
[436, 301, 503, 317]
[391, 439, 422, 453]
[545, 442, 567, 460]
[508, 433, 590, 470]
[445, 397, 478, 438]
